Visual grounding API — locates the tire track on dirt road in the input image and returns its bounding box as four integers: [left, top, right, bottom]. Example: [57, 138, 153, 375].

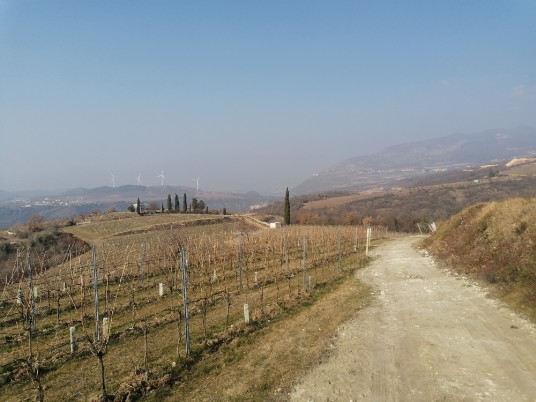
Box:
[290, 236, 536, 401]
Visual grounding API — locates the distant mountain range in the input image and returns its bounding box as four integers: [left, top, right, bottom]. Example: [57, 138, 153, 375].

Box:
[293, 126, 536, 194]
[2, 126, 536, 228]
[0, 185, 277, 229]
[0, 184, 275, 205]
[56, 185, 276, 208]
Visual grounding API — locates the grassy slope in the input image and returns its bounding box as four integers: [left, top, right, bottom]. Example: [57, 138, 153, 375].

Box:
[423, 198, 536, 320]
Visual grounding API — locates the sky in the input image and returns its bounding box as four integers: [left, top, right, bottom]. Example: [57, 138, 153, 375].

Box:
[1, 1, 535, 195]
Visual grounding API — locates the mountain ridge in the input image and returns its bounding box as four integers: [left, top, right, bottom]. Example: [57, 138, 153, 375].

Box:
[293, 126, 536, 194]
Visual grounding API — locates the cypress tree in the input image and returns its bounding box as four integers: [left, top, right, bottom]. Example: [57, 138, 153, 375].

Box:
[183, 193, 187, 213]
[136, 197, 141, 214]
[174, 193, 179, 212]
[284, 187, 291, 225]
[167, 194, 172, 212]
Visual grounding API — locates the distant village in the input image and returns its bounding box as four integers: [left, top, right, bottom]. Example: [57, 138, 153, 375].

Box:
[0, 197, 90, 208]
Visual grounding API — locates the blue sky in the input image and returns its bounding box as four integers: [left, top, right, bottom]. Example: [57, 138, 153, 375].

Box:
[1, 1, 535, 194]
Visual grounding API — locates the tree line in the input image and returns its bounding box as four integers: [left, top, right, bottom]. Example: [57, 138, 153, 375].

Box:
[129, 193, 210, 214]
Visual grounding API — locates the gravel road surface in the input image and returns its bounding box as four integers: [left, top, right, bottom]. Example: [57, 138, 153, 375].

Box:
[290, 236, 536, 401]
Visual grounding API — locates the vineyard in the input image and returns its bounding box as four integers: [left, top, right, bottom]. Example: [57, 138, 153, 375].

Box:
[0, 214, 383, 401]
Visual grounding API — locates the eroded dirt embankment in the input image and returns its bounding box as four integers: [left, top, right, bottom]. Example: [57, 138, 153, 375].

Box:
[291, 236, 536, 401]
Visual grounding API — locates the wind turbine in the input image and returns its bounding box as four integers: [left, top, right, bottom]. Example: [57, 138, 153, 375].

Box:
[157, 171, 166, 187]
[136, 174, 142, 185]
[111, 174, 118, 188]
[192, 176, 200, 192]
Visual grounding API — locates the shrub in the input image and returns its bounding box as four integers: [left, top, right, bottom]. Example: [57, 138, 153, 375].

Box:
[0, 241, 16, 259]
[31, 231, 58, 249]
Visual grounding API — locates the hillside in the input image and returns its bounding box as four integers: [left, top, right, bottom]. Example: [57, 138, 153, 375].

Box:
[256, 160, 536, 231]
[423, 198, 536, 319]
[294, 126, 536, 194]
[0, 212, 374, 401]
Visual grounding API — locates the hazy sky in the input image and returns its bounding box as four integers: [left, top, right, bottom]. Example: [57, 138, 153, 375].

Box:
[1, 1, 535, 194]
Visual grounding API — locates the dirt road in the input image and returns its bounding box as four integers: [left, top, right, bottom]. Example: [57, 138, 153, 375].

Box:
[290, 236, 536, 401]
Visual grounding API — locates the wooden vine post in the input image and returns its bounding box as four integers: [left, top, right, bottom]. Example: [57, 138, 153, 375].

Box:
[238, 233, 244, 290]
[302, 235, 308, 291]
[180, 247, 191, 356]
[92, 246, 100, 341]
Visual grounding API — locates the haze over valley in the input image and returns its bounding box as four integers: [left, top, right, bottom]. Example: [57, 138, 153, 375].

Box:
[1, 126, 535, 228]
[2, 3, 536, 401]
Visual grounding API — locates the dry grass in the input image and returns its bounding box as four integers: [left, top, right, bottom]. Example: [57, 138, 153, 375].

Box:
[153, 271, 372, 402]
[63, 213, 222, 243]
[423, 197, 536, 320]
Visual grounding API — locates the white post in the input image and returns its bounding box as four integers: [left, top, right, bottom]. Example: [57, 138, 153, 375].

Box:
[366, 227, 372, 256]
[16, 288, 22, 305]
[159, 283, 164, 297]
[308, 276, 315, 289]
[366, 228, 369, 256]
[33, 285, 38, 299]
[70, 326, 77, 353]
[254, 271, 258, 286]
[243, 303, 250, 324]
[102, 317, 110, 341]
[212, 268, 217, 283]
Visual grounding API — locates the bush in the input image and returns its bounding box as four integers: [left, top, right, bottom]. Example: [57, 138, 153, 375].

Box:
[31, 232, 58, 249]
[27, 214, 45, 232]
[0, 241, 16, 259]
[16, 230, 29, 239]
[64, 218, 77, 227]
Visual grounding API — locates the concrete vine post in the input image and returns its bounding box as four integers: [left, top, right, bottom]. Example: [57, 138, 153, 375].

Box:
[366, 227, 372, 256]
[70, 326, 77, 353]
